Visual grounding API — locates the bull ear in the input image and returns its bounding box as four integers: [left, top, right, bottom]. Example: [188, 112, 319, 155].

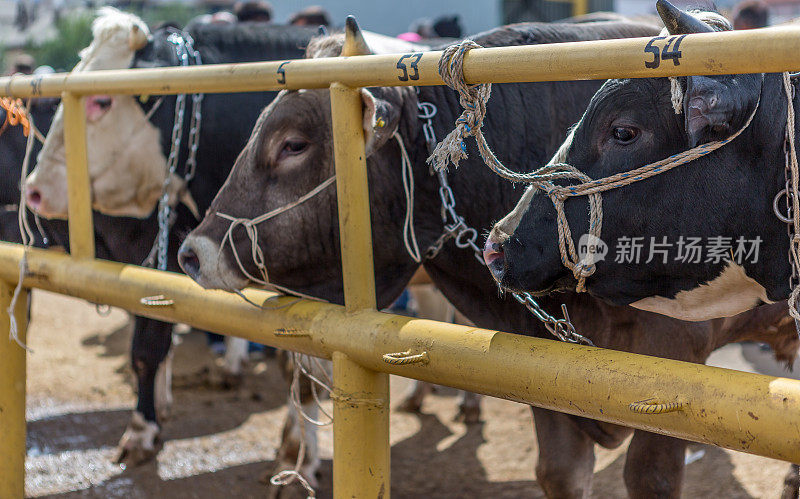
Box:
[361, 88, 401, 155]
[128, 24, 149, 51]
[656, 0, 714, 34]
[342, 16, 373, 56]
[683, 74, 761, 146]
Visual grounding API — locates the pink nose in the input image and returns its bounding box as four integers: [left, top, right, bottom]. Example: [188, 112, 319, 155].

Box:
[483, 237, 505, 270]
[25, 186, 42, 211]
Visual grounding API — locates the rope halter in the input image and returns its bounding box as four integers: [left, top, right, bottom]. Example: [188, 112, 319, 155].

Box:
[428, 40, 761, 293]
[214, 175, 336, 301]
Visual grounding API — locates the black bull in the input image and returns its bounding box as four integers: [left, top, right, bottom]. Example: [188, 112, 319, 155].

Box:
[491, 1, 795, 322]
[180, 20, 799, 497]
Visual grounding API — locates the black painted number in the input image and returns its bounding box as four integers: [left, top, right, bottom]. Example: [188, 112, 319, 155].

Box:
[661, 35, 686, 66]
[644, 36, 666, 69]
[644, 35, 685, 69]
[397, 53, 423, 82]
[277, 61, 290, 85]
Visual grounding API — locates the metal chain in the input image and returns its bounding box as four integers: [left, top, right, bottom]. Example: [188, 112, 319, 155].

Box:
[414, 88, 593, 346]
[144, 30, 204, 270]
[779, 74, 800, 338]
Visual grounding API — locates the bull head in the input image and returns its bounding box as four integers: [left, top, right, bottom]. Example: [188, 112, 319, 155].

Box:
[656, 0, 714, 34]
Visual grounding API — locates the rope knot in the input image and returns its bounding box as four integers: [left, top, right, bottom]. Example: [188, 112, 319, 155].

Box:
[574, 261, 596, 279]
[427, 40, 491, 173]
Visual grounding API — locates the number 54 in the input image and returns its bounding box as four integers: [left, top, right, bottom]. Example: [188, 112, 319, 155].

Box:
[644, 34, 686, 69]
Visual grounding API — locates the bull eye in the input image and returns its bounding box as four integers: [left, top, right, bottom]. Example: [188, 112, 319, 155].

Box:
[279, 139, 309, 159]
[612, 126, 638, 144]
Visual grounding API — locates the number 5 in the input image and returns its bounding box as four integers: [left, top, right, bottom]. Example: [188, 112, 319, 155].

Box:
[644, 36, 666, 69]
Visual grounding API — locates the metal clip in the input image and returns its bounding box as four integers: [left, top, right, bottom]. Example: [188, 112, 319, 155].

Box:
[629, 398, 686, 414]
[140, 295, 174, 306]
[382, 350, 429, 365]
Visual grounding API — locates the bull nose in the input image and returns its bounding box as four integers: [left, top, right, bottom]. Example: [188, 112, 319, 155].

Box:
[178, 243, 201, 280]
[483, 238, 505, 282]
[25, 187, 42, 211]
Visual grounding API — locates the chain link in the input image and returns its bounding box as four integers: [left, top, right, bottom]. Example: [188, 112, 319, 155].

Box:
[414, 89, 593, 346]
[144, 30, 204, 271]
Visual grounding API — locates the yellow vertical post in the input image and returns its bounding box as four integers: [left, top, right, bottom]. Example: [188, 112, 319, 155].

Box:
[573, 0, 590, 17]
[0, 281, 28, 498]
[62, 92, 95, 259]
[330, 81, 390, 498]
[328, 16, 390, 497]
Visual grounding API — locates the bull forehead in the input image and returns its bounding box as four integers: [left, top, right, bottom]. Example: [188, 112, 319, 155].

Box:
[268, 89, 331, 122]
[253, 89, 331, 148]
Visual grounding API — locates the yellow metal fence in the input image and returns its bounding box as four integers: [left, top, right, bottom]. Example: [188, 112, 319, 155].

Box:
[2, 26, 800, 498]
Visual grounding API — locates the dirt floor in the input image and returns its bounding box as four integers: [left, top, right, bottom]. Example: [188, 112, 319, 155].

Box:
[22, 290, 799, 498]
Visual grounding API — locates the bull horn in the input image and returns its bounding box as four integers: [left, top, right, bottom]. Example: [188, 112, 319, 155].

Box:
[128, 24, 149, 51]
[656, 0, 714, 34]
[342, 16, 373, 56]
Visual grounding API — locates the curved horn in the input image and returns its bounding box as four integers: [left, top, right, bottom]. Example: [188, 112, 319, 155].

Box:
[342, 16, 373, 56]
[128, 24, 149, 51]
[656, 0, 714, 34]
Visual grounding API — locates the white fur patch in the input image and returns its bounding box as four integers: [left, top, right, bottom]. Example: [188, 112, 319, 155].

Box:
[631, 262, 772, 321]
[117, 410, 160, 453]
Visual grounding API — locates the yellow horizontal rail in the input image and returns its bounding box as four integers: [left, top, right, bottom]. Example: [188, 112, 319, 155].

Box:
[1, 242, 799, 462]
[2, 27, 800, 98]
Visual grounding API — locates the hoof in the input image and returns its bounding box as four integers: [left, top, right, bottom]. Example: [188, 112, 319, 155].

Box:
[115, 411, 161, 467]
[455, 403, 481, 424]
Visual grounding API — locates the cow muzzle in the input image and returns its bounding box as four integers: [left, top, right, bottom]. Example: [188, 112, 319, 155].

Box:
[179, 235, 248, 291]
[24, 171, 69, 219]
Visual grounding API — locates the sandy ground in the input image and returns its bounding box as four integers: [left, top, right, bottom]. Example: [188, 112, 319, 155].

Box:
[21, 290, 799, 498]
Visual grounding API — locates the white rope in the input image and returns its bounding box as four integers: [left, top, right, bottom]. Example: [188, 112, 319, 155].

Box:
[214, 176, 336, 303]
[8, 103, 36, 352]
[670, 77, 683, 114]
[396, 132, 421, 263]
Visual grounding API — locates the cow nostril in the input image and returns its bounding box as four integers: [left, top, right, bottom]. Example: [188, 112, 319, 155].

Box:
[483, 238, 505, 272]
[178, 245, 201, 279]
[26, 188, 42, 209]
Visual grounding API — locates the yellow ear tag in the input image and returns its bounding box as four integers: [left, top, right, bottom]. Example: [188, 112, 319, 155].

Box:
[375, 117, 386, 128]
[139, 94, 150, 103]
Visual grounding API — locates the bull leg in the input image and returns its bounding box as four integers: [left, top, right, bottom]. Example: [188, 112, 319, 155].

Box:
[532, 407, 595, 499]
[116, 316, 173, 466]
[266, 351, 327, 498]
[455, 390, 482, 424]
[221, 336, 249, 389]
[623, 430, 686, 498]
[397, 380, 434, 413]
[154, 348, 173, 421]
[781, 464, 800, 499]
